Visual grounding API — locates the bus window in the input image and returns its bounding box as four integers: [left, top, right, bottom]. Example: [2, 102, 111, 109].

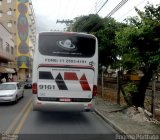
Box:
[39, 34, 96, 57]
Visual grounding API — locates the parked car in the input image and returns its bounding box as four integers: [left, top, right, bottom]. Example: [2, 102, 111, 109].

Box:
[0, 82, 24, 103]
[24, 78, 32, 89]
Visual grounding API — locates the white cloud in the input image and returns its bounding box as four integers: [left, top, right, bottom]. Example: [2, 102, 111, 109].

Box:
[31, 0, 160, 31]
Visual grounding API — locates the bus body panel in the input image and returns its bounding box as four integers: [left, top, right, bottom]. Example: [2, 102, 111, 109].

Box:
[37, 66, 94, 98]
[32, 32, 98, 111]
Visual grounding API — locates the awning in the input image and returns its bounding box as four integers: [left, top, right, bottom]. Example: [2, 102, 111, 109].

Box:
[5, 68, 15, 73]
[0, 67, 15, 74]
[0, 67, 6, 73]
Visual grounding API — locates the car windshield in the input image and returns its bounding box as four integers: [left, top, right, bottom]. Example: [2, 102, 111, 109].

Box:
[0, 84, 16, 90]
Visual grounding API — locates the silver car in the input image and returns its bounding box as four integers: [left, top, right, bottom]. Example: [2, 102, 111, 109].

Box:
[0, 82, 24, 103]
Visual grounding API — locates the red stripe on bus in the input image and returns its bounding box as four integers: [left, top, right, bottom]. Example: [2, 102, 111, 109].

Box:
[80, 74, 91, 91]
[80, 81, 91, 91]
[80, 74, 87, 81]
[64, 72, 78, 80]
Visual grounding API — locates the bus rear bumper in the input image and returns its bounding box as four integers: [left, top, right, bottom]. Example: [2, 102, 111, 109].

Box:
[32, 96, 95, 112]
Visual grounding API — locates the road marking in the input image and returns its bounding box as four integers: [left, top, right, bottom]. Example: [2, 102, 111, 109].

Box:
[5, 97, 32, 134]
[13, 103, 32, 134]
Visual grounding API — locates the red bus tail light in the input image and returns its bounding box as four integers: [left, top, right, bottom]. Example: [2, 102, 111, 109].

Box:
[32, 83, 37, 94]
[93, 85, 97, 97]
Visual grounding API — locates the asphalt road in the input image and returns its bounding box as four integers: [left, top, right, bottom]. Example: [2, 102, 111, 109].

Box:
[0, 89, 32, 133]
[0, 89, 118, 140]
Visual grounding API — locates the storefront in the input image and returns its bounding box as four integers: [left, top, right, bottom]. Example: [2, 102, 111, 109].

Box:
[0, 66, 16, 82]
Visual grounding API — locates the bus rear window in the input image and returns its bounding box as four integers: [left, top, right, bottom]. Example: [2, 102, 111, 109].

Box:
[39, 34, 96, 57]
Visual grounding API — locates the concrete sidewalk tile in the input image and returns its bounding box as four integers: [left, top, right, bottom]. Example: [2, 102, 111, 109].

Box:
[95, 97, 160, 135]
[95, 108, 127, 134]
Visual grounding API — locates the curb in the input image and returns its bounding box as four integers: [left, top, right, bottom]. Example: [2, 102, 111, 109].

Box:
[95, 108, 127, 135]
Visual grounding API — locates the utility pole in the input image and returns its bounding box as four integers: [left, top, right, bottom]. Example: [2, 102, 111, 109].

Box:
[101, 66, 106, 97]
[151, 70, 156, 118]
[56, 19, 73, 31]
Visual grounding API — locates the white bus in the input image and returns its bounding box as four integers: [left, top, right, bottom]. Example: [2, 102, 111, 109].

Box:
[32, 32, 98, 111]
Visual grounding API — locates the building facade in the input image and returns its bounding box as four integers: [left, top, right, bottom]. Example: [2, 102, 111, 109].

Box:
[0, 23, 15, 81]
[0, 0, 36, 81]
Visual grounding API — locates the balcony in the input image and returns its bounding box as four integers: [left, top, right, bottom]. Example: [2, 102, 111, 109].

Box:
[0, 48, 15, 62]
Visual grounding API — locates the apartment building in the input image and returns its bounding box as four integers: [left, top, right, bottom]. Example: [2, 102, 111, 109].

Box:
[0, 0, 36, 81]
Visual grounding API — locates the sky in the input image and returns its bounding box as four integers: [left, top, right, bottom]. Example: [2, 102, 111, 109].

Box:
[31, 0, 160, 32]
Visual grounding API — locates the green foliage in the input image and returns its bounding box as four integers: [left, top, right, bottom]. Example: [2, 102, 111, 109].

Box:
[115, 3, 160, 107]
[125, 82, 138, 94]
[124, 82, 138, 105]
[69, 14, 104, 32]
[94, 18, 127, 66]
[69, 15, 127, 67]
[69, 3, 160, 107]
[115, 3, 160, 71]
[68, 3, 160, 72]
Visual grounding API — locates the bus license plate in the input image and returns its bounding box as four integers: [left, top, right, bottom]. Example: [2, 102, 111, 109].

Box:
[59, 98, 71, 102]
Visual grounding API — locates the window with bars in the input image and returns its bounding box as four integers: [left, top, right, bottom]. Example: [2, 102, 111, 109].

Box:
[7, 0, 11, 3]
[0, 10, 2, 17]
[6, 42, 9, 52]
[11, 47, 14, 54]
[0, 38, 3, 50]
[7, 10, 12, 15]
[7, 22, 12, 27]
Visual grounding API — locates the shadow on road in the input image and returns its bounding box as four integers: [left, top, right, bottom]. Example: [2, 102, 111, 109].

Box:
[34, 111, 90, 124]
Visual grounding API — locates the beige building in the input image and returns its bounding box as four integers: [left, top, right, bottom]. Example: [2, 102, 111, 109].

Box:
[0, 23, 15, 81]
[0, 0, 36, 81]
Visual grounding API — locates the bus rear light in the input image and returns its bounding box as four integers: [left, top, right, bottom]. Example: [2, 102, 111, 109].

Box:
[93, 85, 97, 97]
[37, 102, 42, 105]
[88, 103, 92, 107]
[32, 83, 37, 94]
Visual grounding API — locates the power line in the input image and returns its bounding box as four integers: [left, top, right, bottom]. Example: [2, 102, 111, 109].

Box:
[55, 0, 108, 31]
[54, 0, 62, 30]
[88, 0, 102, 14]
[89, 0, 129, 32]
[63, 0, 70, 20]
[105, 0, 129, 17]
[80, 0, 109, 32]
[96, 0, 108, 14]
[116, 0, 146, 21]
[88, 0, 108, 14]
[68, 0, 78, 19]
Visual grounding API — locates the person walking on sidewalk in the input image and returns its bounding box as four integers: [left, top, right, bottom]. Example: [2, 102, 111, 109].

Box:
[1, 77, 6, 83]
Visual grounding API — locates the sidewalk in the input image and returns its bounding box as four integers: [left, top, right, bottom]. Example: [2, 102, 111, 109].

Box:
[95, 97, 160, 134]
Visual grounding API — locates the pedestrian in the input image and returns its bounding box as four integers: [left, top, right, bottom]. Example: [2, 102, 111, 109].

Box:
[13, 75, 17, 82]
[8, 78, 12, 82]
[1, 77, 6, 83]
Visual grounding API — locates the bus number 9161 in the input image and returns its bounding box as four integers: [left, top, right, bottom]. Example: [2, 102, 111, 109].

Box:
[39, 85, 55, 90]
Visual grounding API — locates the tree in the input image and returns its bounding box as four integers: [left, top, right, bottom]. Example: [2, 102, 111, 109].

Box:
[69, 15, 127, 68]
[69, 14, 104, 32]
[115, 3, 160, 107]
[94, 18, 127, 67]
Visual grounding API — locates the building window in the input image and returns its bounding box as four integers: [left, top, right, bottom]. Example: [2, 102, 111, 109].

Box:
[0, 10, 2, 17]
[7, 22, 12, 27]
[0, 38, 3, 50]
[11, 47, 14, 54]
[7, 10, 12, 15]
[7, 0, 11, 3]
[6, 42, 9, 52]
